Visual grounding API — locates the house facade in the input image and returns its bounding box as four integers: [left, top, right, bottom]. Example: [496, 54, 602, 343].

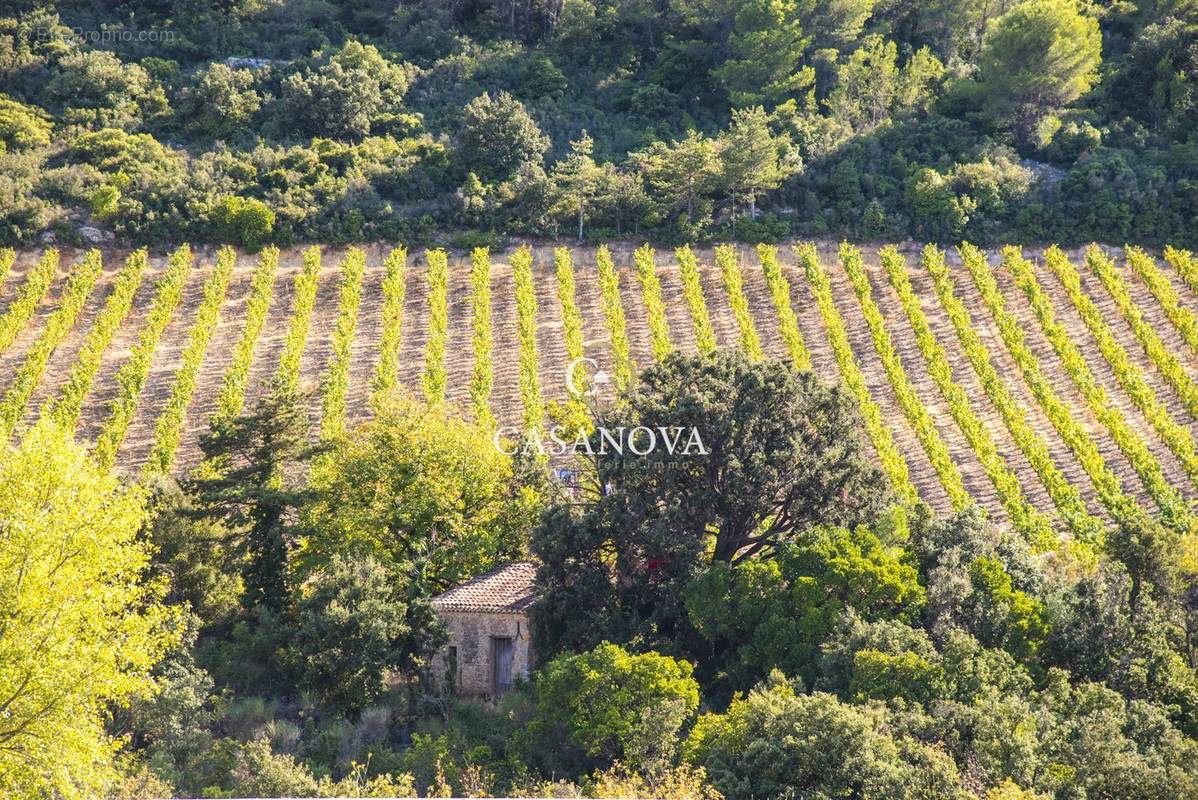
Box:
[429, 561, 538, 698]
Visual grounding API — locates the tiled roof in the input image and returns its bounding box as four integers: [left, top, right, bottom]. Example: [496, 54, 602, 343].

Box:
[431, 561, 539, 614]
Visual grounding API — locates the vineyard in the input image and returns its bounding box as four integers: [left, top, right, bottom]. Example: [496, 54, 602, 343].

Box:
[2, 240, 1197, 542]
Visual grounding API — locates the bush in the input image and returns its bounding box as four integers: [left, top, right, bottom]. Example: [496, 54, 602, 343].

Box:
[211, 195, 275, 250]
[532, 643, 700, 773]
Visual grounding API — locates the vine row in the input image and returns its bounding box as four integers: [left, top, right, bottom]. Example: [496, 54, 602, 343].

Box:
[370, 247, 407, 400]
[423, 249, 448, 404]
[596, 246, 634, 393]
[469, 247, 494, 424]
[274, 246, 322, 395]
[94, 244, 194, 470]
[1165, 247, 1198, 296]
[716, 244, 763, 360]
[633, 244, 673, 360]
[798, 243, 918, 506]
[922, 246, 1105, 544]
[212, 246, 279, 425]
[320, 248, 366, 440]
[0, 250, 101, 439]
[0, 249, 58, 356]
[145, 247, 236, 475]
[757, 244, 810, 371]
[675, 245, 717, 356]
[513, 246, 544, 434]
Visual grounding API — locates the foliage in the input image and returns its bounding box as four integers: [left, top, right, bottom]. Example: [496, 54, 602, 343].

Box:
[290, 553, 439, 715]
[675, 245, 717, 356]
[684, 672, 969, 800]
[686, 524, 925, 690]
[972, 0, 1102, 145]
[0, 249, 99, 438]
[211, 195, 275, 252]
[213, 246, 280, 425]
[921, 245, 1104, 544]
[0, 247, 56, 356]
[554, 246, 588, 411]
[0, 419, 176, 798]
[532, 643, 700, 772]
[320, 248, 366, 440]
[799, 243, 919, 506]
[513, 245, 544, 434]
[187, 388, 316, 616]
[370, 246, 407, 399]
[458, 92, 549, 183]
[301, 395, 544, 593]
[423, 248, 449, 404]
[43, 249, 146, 430]
[843, 244, 970, 512]
[94, 244, 194, 470]
[533, 350, 889, 655]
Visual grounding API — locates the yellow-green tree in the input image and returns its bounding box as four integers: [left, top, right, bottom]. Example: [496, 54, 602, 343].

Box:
[0, 419, 176, 798]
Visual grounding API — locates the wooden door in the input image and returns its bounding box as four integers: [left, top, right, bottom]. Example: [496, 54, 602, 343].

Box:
[491, 636, 514, 694]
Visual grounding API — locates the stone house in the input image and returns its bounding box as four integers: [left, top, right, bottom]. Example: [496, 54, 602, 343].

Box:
[429, 561, 538, 697]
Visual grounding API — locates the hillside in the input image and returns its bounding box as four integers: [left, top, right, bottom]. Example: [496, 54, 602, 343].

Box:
[2, 240, 1197, 535]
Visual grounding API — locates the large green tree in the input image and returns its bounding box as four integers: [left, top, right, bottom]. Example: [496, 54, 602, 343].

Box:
[532, 351, 890, 656]
[973, 0, 1102, 145]
[457, 91, 550, 183]
[298, 395, 545, 593]
[0, 420, 177, 798]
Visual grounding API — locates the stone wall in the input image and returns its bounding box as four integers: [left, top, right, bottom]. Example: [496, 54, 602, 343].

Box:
[430, 610, 534, 697]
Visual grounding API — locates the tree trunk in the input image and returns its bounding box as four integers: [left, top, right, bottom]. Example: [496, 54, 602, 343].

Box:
[577, 201, 584, 242]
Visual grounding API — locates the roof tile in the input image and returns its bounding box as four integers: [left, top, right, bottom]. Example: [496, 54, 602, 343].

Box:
[431, 561, 539, 614]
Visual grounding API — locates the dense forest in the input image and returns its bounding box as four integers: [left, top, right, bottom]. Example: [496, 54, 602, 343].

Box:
[1, 0, 1197, 248]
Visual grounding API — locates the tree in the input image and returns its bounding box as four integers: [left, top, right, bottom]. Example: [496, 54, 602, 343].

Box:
[279, 40, 411, 140]
[0, 420, 176, 797]
[828, 35, 900, 131]
[684, 672, 969, 799]
[532, 351, 890, 655]
[632, 131, 723, 229]
[46, 49, 166, 131]
[531, 643, 700, 772]
[177, 64, 261, 140]
[289, 553, 441, 714]
[299, 395, 545, 593]
[458, 91, 550, 183]
[719, 107, 794, 223]
[551, 131, 604, 241]
[0, 94, 51, 152]
[210, 195, 275, 250]
[713, 0, 815, 107]
[974, 0, 1102, 146]
[685, 525, 926, 689]
[185, 387, 316, 614]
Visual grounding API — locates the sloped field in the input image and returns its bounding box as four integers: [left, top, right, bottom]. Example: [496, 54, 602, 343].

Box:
[2, 240, 1197, 540]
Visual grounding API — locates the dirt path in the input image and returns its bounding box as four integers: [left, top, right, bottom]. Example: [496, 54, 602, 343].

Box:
[656, 259, 699, 356]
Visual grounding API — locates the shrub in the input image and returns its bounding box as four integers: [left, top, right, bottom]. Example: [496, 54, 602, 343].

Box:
[212, 195, 275, 251]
